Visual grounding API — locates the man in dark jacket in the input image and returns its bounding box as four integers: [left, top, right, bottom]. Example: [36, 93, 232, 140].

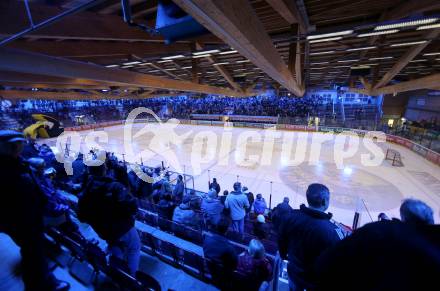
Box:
[278, 184, 343, 291]
[78, 157, 140, 275]
[315, 220, 440, 291]
[203, 217, 238, 290]
[271, 197, 293, 232]
[172, 174, 185, 203]
[209, 177, 221, 194]
[0, 130, 70, 291]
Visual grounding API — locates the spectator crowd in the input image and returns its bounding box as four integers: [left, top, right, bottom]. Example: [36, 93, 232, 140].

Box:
[0, 129, 439, 291]
[3, 95, 324, 129]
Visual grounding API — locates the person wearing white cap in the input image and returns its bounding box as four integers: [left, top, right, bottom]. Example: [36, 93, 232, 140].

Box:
[253, 214, 270, 240]
[0, 130, 70, 290]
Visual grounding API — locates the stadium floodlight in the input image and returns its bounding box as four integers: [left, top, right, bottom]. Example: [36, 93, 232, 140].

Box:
[219, 50, 238, 55]
[307, 30, 353, 40]
[337, 59, 359, 63]
[347, 46, 377, 51]
[161, 55, 185, 60]
[357, 29, 399, 37]
[105, 64, 119, 68]
[122, 61, 141, 65]
[192, 54, 212, 58]
[375, 17, 438, 30]
[417, 23, 440, 30]
[192, 49, 220, 55]
[390, 40, 427, 47]
[369, 56, 393, 60]
[310, 50, 335, 55]
[309, 37, 342, 43]
[423, 52, 440, 56]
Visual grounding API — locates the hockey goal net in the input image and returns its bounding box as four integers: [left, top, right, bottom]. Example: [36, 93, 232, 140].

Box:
[385, 149, 404, 167]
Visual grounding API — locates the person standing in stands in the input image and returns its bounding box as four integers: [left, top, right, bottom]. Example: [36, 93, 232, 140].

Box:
[0, 130, 70, 291]
[77, 156, 140, 275]
[278, 184, 344, 291]
[209, 177, 221, 195]
[201, 189, 224, 227]
[203, 217, 238, 290]
[172, 195, 200, 229]
[271, 197, 293, 232]
[172, 174, 185, 203]
[315, 213, 440, 291]
[252, 193, 267, 216]
[225, 182, 250, 234]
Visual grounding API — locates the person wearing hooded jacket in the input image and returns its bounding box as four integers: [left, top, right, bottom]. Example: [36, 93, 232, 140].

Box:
[77, 157, 140, 275]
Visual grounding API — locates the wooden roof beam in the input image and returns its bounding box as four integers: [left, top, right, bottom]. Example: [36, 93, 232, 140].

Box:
[0, 1, 221, 44]
[0, 48, 250, 96]
[195, 42, 243, 92]
[374, 29, 440, 89]
[351, 74, 440, 96]
[173, 0, 305, 96]
[265, 0, 311, 33]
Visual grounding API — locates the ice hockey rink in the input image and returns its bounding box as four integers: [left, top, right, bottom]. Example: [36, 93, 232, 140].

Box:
[47, 123, 440, 227]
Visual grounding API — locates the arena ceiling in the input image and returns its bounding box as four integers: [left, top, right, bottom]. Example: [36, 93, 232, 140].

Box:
[0, 0, 439, 99]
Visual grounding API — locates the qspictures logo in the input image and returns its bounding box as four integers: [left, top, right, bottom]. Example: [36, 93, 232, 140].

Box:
[55, 107, 387, 183]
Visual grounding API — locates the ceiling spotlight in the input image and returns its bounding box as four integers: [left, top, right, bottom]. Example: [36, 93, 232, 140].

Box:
[307, 30, 353, 40]
[157, 60, 173, 63]
[192, 54, 212, 59]
[417, 23, 440, 30]
[423, 52, 440, 56]
[390, 40, 427, 47]
[236, 60, 250, 63]
[192, 49, 220, 55]
[310, 50, 335, 55]
[357, 29, 399, 37]
[337, 59, 359, 63]
[369, 56, 394, 60]
[213, 62, 230, 66]
[105, 64, 119, 68]
[309, 37, 342, 43]
[122, 61, 141, 65]
[347, 46, 377, 51]
[219, 50, 238, 55]
[375, 17, 438, 30]
[161, 55, 185, 60]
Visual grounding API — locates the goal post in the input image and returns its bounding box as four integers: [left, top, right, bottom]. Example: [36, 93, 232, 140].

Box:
[385, 148, 404, 167]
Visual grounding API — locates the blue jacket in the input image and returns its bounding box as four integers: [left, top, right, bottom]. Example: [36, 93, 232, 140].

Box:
[201, 198, 224, 224]
[225, 191, 249, 220]
[172, 203, 199, 228]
